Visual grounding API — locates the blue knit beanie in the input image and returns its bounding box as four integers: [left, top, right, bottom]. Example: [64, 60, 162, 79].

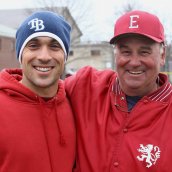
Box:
[16, 11, 71, 63]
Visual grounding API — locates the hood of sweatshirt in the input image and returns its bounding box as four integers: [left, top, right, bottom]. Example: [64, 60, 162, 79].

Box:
[0, 68, 66, 103]
[0, 68, 68, 146]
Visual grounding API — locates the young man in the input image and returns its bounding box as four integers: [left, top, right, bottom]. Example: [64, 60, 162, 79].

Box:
[0, 11, 75, 172]
[65, 10, 172, 171]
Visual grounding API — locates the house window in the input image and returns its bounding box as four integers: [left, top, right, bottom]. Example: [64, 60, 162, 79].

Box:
[91, 50, 100, 56]
[69, 50, 74, 56]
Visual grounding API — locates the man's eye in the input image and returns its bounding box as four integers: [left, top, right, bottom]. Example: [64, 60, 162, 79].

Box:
[121, 50, 131, 55]
[51, 44, 59, 47]
[27, 43, 38, 49]
[29, 44, 37, 47]
[141, 51, 150, 56]
[50, 44, 61, 49]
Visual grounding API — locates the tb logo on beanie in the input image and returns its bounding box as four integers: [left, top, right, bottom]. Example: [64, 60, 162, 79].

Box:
[28, 18, 45, 31]
[16, 11, 71, 63]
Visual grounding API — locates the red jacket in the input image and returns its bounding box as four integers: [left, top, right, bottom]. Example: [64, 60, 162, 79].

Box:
[65, 66, 172, 172]
[0, 69, 76, 172]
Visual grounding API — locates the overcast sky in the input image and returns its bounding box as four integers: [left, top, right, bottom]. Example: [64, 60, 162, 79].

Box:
[0, 0, 172, 42]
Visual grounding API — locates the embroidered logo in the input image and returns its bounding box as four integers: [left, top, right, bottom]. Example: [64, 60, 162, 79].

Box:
[129, 15, 139, 29]
[137, 144, 161, 168]
[28, 18, 45, 31]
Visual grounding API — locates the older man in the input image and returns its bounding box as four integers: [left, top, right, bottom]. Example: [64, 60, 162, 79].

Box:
[65, 10, 172, 172]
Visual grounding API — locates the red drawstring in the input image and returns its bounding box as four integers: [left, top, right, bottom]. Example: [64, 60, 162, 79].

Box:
[55, 98, 66, 146]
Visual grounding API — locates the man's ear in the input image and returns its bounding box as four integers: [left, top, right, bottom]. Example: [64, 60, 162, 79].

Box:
[160, 45, 166, 66]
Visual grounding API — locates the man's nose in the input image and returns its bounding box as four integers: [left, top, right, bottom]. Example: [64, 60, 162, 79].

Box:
[129, 54, 141, 66]
[37, 46, 52, 61]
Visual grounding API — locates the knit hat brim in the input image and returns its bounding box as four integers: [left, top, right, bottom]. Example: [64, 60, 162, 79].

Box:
[18, 32, 67, 63]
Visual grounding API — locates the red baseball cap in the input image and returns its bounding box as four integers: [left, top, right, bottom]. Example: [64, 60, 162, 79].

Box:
[110, 10, 164, 44]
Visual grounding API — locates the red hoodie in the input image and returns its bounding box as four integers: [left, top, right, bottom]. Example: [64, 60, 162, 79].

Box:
[65, 66, 172, 172]
[0, 68, 76, 172]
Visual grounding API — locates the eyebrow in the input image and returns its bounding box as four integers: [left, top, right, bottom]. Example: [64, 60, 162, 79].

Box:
[51, 39, 59, 43]
[117, 44, 128, 49]
[117, 44, 152, 50]
[29, 38, 39, 42]
[29, 37, 59, 43]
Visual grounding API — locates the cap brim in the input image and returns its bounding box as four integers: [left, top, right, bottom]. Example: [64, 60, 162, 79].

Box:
[110, 33, 163, 44]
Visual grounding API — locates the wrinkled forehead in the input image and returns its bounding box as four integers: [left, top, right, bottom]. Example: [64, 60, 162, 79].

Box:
[115, 33, 158, 46]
